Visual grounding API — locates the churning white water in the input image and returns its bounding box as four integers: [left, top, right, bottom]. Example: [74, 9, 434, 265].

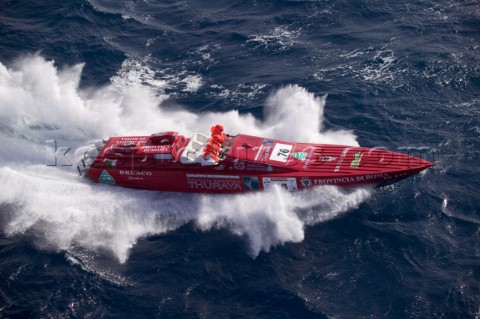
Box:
[0, 55, 370, 262]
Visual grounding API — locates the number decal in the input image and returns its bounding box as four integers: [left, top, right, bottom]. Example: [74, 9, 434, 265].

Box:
[270, 144, 293, 162]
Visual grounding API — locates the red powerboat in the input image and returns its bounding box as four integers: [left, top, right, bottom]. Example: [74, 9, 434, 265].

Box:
[80, 125, 433, 193]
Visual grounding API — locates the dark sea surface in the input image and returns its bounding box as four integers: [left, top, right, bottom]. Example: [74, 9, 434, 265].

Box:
[0, 0, 479, 318]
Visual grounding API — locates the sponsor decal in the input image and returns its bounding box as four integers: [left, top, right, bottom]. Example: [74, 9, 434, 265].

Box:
[254, 145, 264, 161]
[356, 172, 390, 181]
[245, 163, 267, 172]
[186, 174, 240, 179]
[334, 147, 352, 172]
[142, 144, 173, 153]
[303, 148, 316, 168]
[120, 137, 147, 141]
[256, 142, 275, 162]
[110, 141, 139, 153]
[319, 156, 337, 162]
[122, 141, 136, 147]
[112, 140, 138, 150]
[350, 152, 363, 168]
[127, 176, 144, 180]
[243, 177, 260, 190]
[393, 172, 407, 179]
[262, 177, 298, 191]
[261, 146, 273, 162]
[269, 143, 293, 162]
[262, 140, 275, 145]
[99, 170, 115, 185]
[105, 161, 116, 167]
[290, 152, 307, 160]
[301, 177, 312, 188]
[119, 170, 153, 176]
[313, 177, 355, 185]
[314, 173, 390, 185]
[186, 174, 242, 191]
[234, 160, 246, 170]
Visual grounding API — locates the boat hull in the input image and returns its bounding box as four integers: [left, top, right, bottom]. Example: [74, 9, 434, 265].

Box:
[86, 165, 429, 193]
[84, 132, 432, 193]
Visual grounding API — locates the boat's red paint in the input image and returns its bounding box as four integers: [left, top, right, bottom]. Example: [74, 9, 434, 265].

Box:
[84, 130, 433, 193]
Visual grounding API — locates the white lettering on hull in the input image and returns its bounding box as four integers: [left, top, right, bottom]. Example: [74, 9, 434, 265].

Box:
[313, 173, 390, 185]
[186, 174, 240, 179]
[313, 177, 355, 185]
[187, 178, 242, 191]
[119, 170, 153, 176]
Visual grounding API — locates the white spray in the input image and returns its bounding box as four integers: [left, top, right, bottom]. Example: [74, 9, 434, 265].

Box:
[0, 55, 370, 263]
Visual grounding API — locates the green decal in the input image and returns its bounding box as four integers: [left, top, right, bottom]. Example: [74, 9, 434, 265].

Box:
[290, 152, 307, 160]
[350, 152, 363, 168]
[99, 170, 116, 185]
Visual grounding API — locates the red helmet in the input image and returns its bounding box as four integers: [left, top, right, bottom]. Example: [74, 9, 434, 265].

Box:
[211, 124, 224, 133]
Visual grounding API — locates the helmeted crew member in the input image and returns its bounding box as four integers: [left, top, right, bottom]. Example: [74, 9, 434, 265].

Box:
[210, 124, 226, 143]
[203, 143, 219, 162]
[209, 138, 221, 154]
[210, 134, 223, 147]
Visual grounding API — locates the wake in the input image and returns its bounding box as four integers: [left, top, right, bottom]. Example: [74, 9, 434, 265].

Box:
[0, 55, 370, 263]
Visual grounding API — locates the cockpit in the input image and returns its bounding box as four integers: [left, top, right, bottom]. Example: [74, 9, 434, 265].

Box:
[180, 124, 228, 166]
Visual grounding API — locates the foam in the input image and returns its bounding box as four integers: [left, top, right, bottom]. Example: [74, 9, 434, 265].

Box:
[0, 54, 370, 263]
[246, 26, 301, 52]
